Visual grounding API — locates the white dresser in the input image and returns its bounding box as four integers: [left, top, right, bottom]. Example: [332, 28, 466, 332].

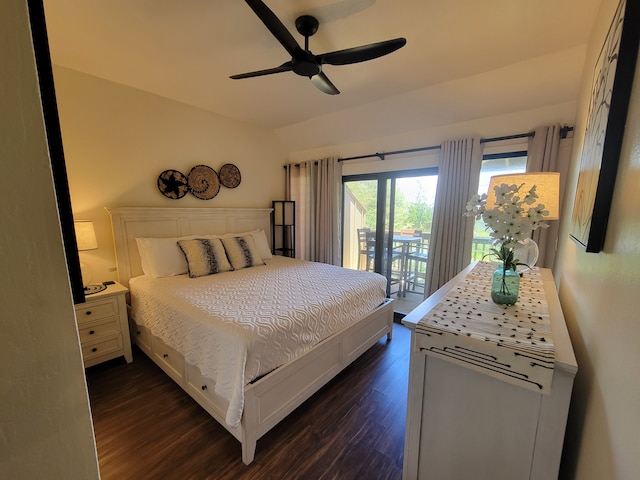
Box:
[74, 282, 133, 367]
[402, 262, 577, 480]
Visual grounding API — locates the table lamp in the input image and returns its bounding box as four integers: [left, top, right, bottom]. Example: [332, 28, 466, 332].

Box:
[74, 220, 106, 294]
[486, 172, 560, 271]
[485, 172, 560, 219]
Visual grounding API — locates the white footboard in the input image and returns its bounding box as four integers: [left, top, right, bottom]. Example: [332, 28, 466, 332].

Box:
[129, 298, 394, 464]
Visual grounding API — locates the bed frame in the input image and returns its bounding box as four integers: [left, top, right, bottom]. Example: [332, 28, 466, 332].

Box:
[107, 207, 394, 464]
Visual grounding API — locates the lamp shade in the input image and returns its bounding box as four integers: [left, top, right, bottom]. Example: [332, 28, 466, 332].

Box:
[74, 221, 98, 251]
[273, 200, 295, 226]
[485, 172, 560, 220]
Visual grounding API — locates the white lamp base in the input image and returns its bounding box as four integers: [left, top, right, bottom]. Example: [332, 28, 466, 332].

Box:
[80, 261, 106, 294]
[80, 261, 93, 288]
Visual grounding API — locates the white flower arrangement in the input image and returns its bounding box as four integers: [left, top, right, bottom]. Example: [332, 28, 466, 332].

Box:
[465, 182, 550, 271]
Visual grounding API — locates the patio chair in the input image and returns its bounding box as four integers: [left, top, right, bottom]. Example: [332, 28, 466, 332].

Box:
[358, 228, 403, 296]
[357, 227, 375, 271]
[406, 233, 429, 293]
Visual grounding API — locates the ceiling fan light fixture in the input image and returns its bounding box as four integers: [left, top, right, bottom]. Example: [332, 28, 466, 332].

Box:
[292, 57, 322, 77]
[311, 73, 339, 95]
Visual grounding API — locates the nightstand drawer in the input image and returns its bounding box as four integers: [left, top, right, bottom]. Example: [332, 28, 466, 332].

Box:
[78, 317, 120, 343]
[76, 297, 119, 325]
[82, 334, 123, 364]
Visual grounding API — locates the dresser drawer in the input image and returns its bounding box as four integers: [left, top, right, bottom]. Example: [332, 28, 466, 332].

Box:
[82, 334, 123, 365]
[76, 297, 119, 325]
[78, 317, 120, 343]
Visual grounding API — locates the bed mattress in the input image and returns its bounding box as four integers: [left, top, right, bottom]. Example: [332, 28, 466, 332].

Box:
[129, 256, 387, 427]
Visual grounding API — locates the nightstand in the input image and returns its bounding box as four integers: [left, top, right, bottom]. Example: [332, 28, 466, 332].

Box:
[75, 282, 133, 367]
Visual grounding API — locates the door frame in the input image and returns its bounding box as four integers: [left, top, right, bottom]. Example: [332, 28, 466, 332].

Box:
[342, 167, 438, 292]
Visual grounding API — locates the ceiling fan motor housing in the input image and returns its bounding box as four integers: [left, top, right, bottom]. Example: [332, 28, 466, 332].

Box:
[295, 15, 319, 37]
[292, 15, 322, 77]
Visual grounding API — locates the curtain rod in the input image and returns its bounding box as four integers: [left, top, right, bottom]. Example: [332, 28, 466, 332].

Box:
[338, 125, 573, 162]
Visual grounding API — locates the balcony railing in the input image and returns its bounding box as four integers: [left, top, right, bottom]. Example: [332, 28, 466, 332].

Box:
[354, 234, 494, 291]
[471, 237, 493, 262]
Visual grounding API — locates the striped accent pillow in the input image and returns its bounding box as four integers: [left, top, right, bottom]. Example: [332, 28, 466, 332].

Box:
[177, 238, 233, 278]
[220, 235, 265, 270]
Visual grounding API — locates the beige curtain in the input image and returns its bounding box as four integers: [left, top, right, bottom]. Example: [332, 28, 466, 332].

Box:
[425, 138, 483, 297]
[527, 124, 565, 269]
[286, 157, 342, 265]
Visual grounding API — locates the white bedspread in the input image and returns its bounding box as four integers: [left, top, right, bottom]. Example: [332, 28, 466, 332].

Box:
[129, 256, 387, 427]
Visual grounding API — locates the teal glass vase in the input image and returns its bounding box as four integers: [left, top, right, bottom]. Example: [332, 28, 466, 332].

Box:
[491, 264, 520, 305]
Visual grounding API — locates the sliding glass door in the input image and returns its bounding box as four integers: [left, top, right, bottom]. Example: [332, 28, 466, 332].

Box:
[343, 169, 437, 310]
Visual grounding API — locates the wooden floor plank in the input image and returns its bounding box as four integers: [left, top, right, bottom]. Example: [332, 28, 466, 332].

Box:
[86, 322, 411, 479]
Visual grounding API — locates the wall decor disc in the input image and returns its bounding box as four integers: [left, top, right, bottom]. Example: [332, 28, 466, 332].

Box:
[219, 163, 241, 188]
[157, 169, 189, 199]
[188, 164, 220, 200]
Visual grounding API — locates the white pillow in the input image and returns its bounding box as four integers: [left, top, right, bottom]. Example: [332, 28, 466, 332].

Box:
[135, 229, 272, 277]
[135, 236, 198, 277]
[249, 229, 273, 259]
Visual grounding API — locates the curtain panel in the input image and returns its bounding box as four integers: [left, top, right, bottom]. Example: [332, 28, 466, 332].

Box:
[286, 157, 342, 265]
[527, 124, 565, 269]
[425, 138, 483, 297]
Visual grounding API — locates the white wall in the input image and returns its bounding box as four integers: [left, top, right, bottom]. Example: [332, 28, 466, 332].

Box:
[287, 101, 577, 173]
[53, 66, 289, 282]
[0, 1, 99, 478]
[556, 0, 640, 478]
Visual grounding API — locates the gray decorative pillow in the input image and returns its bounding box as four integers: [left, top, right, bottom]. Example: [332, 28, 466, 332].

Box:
[177, 238, 233, 278]
[221, 235, 265, 270]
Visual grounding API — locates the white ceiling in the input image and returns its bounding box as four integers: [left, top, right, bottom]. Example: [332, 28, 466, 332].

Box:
[43, 0, 601, 151]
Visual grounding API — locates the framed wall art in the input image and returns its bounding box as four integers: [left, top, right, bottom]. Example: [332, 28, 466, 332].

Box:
[569, 0, 640, 252]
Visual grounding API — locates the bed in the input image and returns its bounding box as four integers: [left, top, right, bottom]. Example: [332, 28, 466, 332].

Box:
[107, 207, 394, 464]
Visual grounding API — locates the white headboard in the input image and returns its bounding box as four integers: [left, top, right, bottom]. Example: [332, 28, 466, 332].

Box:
[106, 207, 272, 287]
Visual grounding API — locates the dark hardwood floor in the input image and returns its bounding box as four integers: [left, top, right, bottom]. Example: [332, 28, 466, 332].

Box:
[86, 322, 411, 480]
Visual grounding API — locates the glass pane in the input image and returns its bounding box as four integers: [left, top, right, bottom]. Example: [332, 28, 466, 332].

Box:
[343, 180, 378, 272]
[471, 155, 527, 262]
[392, 176, 437, 304]
[393, 176, 438, 234]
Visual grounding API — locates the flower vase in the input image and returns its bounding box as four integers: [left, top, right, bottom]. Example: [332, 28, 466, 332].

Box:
[491, 264, 520, 305]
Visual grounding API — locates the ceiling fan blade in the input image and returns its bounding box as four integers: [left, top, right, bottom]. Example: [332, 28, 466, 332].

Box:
[310, 72, 340, 95]
[244, 0, 305, 58]
[318, 38, 407, 66]
[230, 62, 293, 80]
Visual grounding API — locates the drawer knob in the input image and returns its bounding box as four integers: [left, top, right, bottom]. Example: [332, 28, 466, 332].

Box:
[89, 330, 95, 335]
[201, 385, 207, 391]
[85, 311, 92, 316]
[91, 347, 98, 353]
[163, 353, 169, 358]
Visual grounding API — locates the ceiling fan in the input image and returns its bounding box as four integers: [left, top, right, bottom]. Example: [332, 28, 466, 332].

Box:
[230, 0, 407, 95]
